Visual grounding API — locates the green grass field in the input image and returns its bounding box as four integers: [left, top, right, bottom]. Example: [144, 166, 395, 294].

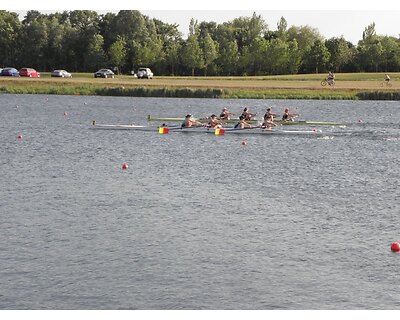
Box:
[0, 73, 399, 100]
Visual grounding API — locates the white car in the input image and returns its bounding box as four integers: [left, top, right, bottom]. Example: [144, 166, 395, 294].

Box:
[51, 70, 72, 78]
[137, 68, 153, 79]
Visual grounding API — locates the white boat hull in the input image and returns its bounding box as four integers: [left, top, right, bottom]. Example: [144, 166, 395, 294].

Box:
[90, 123, 322, 135]
[90, 124, 164, 131]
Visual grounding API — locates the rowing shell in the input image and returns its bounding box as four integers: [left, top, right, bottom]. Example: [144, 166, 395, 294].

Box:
[90, 124, 161, 131]
[146, 115, 341, 126]
[90, 123, 323, 135]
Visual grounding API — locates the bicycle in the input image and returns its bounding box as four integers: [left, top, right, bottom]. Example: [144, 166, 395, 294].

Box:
[380, 80, 392, 87]
[321, 78, 335, 86]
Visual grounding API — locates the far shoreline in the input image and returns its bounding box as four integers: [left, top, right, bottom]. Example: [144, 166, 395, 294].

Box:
[0, 73, 398, 100]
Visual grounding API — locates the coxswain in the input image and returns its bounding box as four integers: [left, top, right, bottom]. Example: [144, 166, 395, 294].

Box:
[181, 114, 203, 128]
[241, 107, 257, 121]
[234, 115, 252, 129]
[281, 108, 298, 122]
[262, 107, 279, 129]
[220, 107, 235, 120]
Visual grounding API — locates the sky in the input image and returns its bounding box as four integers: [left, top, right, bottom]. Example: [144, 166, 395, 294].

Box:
[4, 0, 400, 45]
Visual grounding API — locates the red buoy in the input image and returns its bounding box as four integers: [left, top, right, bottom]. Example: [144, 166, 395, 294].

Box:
[391, 242, 400, 252]
[241, 141, 247, 145]
[122, 163, 128, 170]
[17, 133, 23, 140]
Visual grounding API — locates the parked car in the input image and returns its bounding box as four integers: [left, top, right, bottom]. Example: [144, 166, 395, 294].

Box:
[19, 68, 41, 77]
[94, 69, 115, 78]
[137, 67, 153, 79]
[0, 67, 20, 77]
[51, 69, 72, 78]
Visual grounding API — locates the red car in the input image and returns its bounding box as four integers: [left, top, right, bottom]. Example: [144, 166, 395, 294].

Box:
[19, 68, 41, 77]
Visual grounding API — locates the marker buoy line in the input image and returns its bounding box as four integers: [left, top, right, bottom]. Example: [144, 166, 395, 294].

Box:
[391, 242, 400, 252]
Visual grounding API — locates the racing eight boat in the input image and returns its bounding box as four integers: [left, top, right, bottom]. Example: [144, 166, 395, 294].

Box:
[90, 121, 323, 136]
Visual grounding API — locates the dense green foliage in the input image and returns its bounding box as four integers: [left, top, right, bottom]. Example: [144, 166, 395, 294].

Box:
[1, 10, 400, 75]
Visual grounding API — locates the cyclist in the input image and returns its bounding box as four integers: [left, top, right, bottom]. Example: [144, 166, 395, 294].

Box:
[384, 74, 391, 83]
[328, 71, 335, 85]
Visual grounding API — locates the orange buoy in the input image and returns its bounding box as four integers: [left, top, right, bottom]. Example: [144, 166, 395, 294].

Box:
[391, 242, 400, 252]
[122, 163, 128, 170]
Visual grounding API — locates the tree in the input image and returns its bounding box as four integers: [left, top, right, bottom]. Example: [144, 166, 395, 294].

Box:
[276, 16, 288, 40]
[129, 32, 164, 71]
[362, 22, 376, 41]
[153, 18, 182, 75]
[216, 39, 239, 75]
[68, 10, 101, 71]
[305, 40, 330, 73]
[202, 32, 218, 75]
[108, 36, 126, 74]
[287, 25, 323, 53]
[325, 37, 354, 72]
[286, 39, 302, 74]
[164, 40, 182, 75]
[265, 38, 289, 74]
[379, 36, 400, 71]
[231, 12, 267, 51]
[84, 34, 106, 71]
[357, 23, 384, 72]
[0, 11, 21, 65]
[18, 18, 48, 68]
[181, 34, 204, 76]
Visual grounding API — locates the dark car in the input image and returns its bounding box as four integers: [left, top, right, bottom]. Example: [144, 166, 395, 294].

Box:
[94, 69, 115, 78]
[19, 68, 41, 77]
[0, 67, 20, 77]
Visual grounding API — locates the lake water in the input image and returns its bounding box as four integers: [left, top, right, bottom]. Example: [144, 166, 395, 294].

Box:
[1, 94, 399, 309]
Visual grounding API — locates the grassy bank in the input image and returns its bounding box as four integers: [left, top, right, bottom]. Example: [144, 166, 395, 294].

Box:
[0, 73, 399, 100]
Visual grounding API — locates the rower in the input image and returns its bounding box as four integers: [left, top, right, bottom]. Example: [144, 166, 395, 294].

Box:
[282, 108, 298, 122]
[207, 114, 223, 128]
[241, 107, 257, 121]
[262, 107, 279, 129]
[234, 115, 252, 129]
[220, 107, 235, 120]
[181, 114, 203, 128]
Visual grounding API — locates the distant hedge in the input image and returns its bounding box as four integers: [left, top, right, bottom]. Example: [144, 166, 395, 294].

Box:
[95, 87, 224, 98]
[356, 91, 400, 100]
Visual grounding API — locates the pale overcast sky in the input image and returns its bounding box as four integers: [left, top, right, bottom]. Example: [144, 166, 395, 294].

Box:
[6, 1, 400, 45]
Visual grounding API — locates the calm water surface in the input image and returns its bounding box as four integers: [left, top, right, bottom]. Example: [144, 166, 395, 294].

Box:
[1, 94, 399, 309]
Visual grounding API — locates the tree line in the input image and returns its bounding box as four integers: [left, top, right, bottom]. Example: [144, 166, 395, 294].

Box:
[1, 10, 399, 76]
